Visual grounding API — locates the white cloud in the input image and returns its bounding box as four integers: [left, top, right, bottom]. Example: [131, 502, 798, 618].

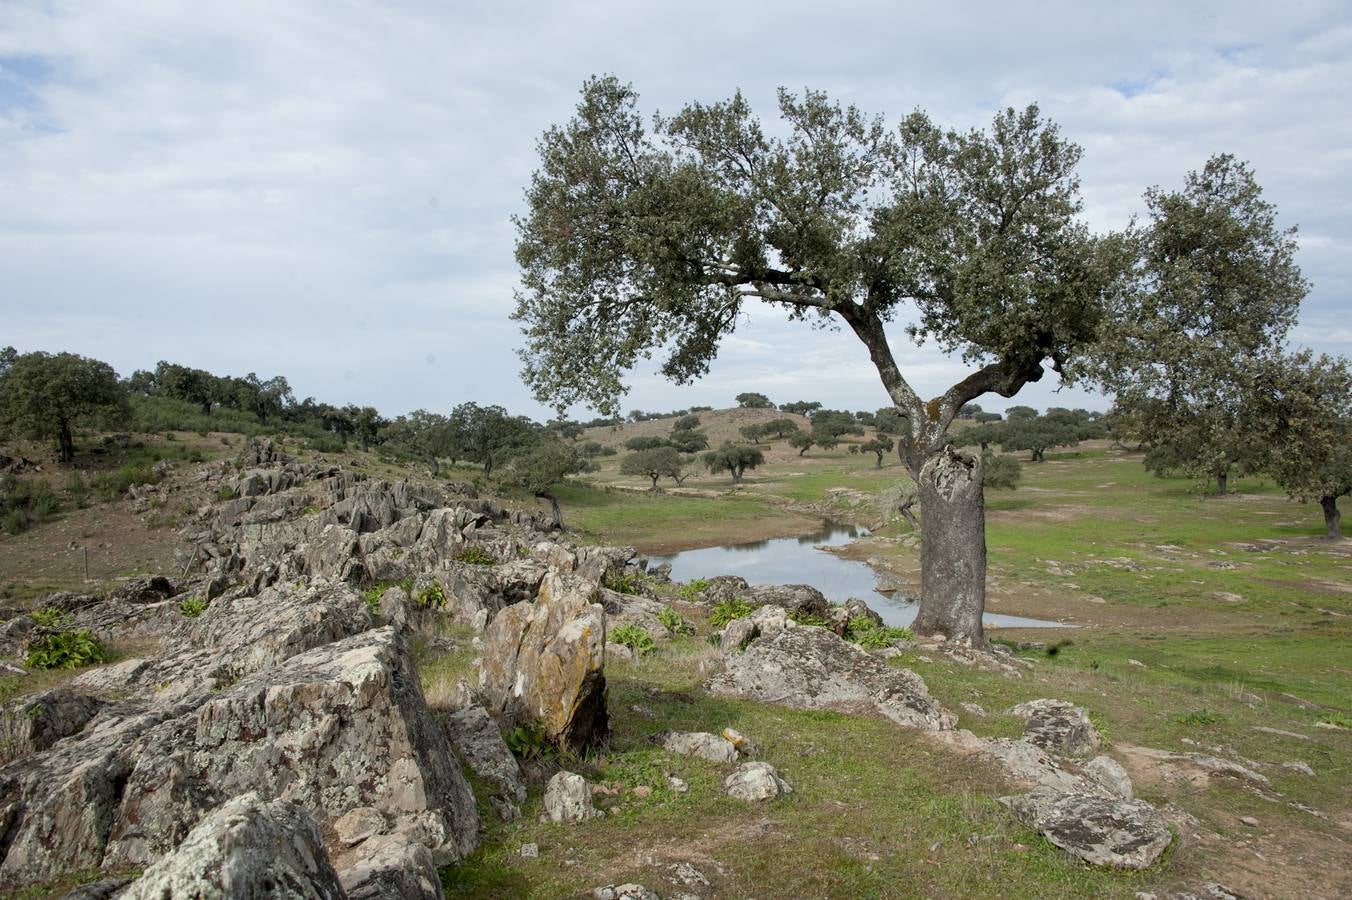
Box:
[1, 1, 1348, 419]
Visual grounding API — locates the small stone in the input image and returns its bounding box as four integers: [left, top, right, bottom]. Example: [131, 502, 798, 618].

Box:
[631, 785, 652, 799]
[667, 861, 710, 886]
[592, 884, 658, 900]
[1240, 815, 1259, 827]
[1127, 659, 1147, 668]
[1281, 761, 1315, 776]
[722, 726, 756, 755]
[724, 761, 792, 801]
[656, 730, 738, 763]
[544, 771, 602, 824]
[520, 842, 539, 859]
[959, 702, 988, 718]
[666, 775, 689, 793]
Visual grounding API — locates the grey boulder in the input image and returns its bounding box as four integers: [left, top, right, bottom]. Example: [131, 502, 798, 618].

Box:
[1001, 786, 1172, 869]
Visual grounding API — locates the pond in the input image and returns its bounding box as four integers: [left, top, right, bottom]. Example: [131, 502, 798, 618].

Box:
[648, 522, 1070, 629]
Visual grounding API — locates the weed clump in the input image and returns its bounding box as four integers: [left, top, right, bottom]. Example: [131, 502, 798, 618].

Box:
[710, 598, 754, 628]
[31, 607, 68, 628]
[603, 570, 646, 595]
[657, 605, 694, 635]
[26, 629, 109, 670]
[610, 623, 656, 656]
[846, 618, 913, 649]
[675, 578, 709, 600]
[504, 720, 552, 759]
[178, 597, 207, 618]
[416, 582, 446, 608]
[1177, 708, 1226, 727]
[789, 611, 831, 628]
[454, 547, 497, 566]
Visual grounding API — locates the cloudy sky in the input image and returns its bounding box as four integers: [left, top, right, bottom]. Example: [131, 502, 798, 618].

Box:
[2, 1, 1348, 421]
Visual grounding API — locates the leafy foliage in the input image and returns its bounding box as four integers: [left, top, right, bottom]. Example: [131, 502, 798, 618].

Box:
[415, 582, 447, 608]
[26, 629, 109, 670]
[675, 578, 709, 600]
[709, 598, 754, 627]
[620, 446, 685, 488]
[0, 349, 128, 463]
[609, 623, 656, 656]
[504, 720, 552, 759]
[178, 597, 207, 618]
[0, 476, 62, 535]
[602, 570, 646, 595]
[454, 546, 497, 566]
[846, 620, 914, 650]
[702, 443, 764, 482]
[657, 605, 694, 635]
[31, 607, 68, 628]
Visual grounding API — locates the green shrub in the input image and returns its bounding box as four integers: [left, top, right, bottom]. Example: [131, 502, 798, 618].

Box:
[789, 611, 831, 628]
[31, 607, 68, 628]
[0, 476, 62, 534]
[362, 584, 390, 617]
[710, 598, 754, 628]
[504, 720, 551, 759]
[415, 582, 446, 608]
[215, 486, 236, 502]
[602, 570, 645, 595]
[91, 462, 159, 501]
[657, 605, 693, 635]
[1316, 711, 1351, 729]
[26, 629, 109, 670]
[179, 597, 207, 618]
[454, 546, 497, 566]
[845, 618, 913, 649]
[610, 623, 656, 656]
[675, 578, 709, 600]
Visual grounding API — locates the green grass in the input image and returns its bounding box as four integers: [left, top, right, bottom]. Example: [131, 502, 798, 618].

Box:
[555, 483, 789, 547]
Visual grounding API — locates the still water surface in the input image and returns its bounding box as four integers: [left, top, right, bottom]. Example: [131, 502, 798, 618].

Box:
[649, 522, 1069, 629]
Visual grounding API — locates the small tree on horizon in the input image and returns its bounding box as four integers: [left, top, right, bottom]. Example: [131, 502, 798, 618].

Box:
[0, 350, 127, 464]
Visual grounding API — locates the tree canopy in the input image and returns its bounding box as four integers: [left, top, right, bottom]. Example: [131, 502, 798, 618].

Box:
[1089, 154, 1306, 494]
[0, 350, 127, 463]
[703, 442, 764, 482]
[620, 445, 686, 489]
[735, 392, 774, 409]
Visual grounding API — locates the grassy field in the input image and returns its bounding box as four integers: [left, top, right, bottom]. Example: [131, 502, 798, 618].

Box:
[481, 412, 1351, 898]
[2, 413, 1348, 897]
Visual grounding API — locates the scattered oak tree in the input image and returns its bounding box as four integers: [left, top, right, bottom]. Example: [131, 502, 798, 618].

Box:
[702, 442, 764, 482]
[0, 350, 127, 463]
[620, 445, 685, 489]
[1246, 351, 1351, 537]
[1089, 154, 1306, 495]
[513, 77, 1130, 645]
[500, 438, 585, 529]
[735, 392, 774, 409]
[781, 400, 821, 416]
[859, 435, 894, 467]
[788, 429, 814, 456]
[1000, 411, 1081, 462]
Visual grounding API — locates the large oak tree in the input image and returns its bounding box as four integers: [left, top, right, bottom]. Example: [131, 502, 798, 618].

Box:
[513, 77, 1130, 645]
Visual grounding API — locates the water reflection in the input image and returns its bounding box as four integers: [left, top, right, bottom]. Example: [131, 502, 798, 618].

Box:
[650, 522, 1070, 629]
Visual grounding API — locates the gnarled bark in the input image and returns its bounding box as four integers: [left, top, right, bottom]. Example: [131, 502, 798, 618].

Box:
[912, 447, 987, 647]
[1322, 495, 1342, 538]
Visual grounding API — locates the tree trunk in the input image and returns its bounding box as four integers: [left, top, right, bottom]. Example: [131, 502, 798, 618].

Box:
[426, 456, 440, 478]
[482, 458, 493, 479]
[649, 473, 659, 489]
[200, 400, 212, 417]
[798, 447, 808, 456]
[1031, 448, 1044, 463]
[1321, 495, 1341, 538]
[912, 447, 987, 647]
[730, 468, 742, 483]
[874, 454, 883, 468]
[57, 421, 75, 464]
[1216, 472, 1228, 495]
[538, 491, 559, 527]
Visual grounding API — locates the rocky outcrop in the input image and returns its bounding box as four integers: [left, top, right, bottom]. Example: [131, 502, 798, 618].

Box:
[1010, 698, 1102, 756]
[477, 572, 609, 752]
[702, 577, 831, 619]
[0, 688, 103, 764]
[104, 627, 478, 869]
[1001, 787, 1172, 869]
[336, 831, 445, 900]
[120, 792, 345, 899]
[442, 703, 527, 820]
[708, 609, 955, 732]
[0, 594, 478, 888]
